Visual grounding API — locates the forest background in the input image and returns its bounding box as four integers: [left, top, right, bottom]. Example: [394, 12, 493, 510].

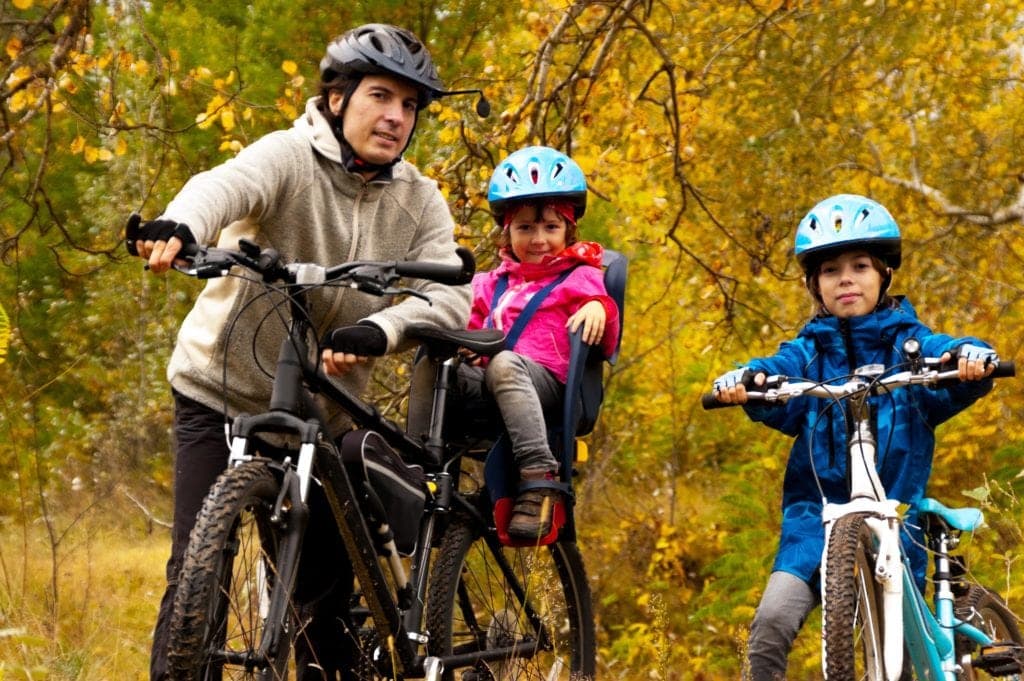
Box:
[2, 0, 1024, 678]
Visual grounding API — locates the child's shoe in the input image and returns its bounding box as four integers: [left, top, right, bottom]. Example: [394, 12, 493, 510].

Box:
[507, 468, 560, 540]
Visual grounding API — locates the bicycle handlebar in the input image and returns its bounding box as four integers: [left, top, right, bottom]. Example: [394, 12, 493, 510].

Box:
[173, 239, 475, 289]
[701, 357, 1015, 410]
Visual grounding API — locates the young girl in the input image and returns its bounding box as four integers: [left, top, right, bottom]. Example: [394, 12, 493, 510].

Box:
[466, 145, 620, 539]
[711, 194, 997, 680]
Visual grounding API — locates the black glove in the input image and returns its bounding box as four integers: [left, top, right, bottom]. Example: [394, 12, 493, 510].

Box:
[325, 322, 388, 357]
[125, 213, 196, 256]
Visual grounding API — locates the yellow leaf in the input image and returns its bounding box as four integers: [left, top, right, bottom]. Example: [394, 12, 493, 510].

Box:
[9, 90, 28, 113]
[205, 93, 226, 115]
[220, 108, 235, 131]
[5, 37, 22, 60]
[84, 146, 99, 164]
[12, 0, 33, 8]
[282, 60, 298, 76]
[6, 65, 33, 89]
[97, 148, 113, 161]
[115, 137, 128, 156]
[70, 135, 86, 154]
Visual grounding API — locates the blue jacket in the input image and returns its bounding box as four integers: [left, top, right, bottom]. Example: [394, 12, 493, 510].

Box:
[744, 297, 991, 587]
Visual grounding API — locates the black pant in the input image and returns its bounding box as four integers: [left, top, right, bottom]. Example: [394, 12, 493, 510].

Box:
[151, 390, 356, 680]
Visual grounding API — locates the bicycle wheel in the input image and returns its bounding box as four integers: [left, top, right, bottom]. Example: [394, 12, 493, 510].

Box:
[425, 510, 596, 680]
[167, 461, 296, 681]
[955, 583, 1024, 678]
[822, 512, 886, 681]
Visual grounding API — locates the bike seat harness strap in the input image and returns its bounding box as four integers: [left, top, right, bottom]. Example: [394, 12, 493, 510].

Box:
[486, 266, 579, 350]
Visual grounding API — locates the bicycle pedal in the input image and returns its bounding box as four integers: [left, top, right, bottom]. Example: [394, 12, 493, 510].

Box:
[460, 661, 497, 681]
[973, 642, 1024, 676]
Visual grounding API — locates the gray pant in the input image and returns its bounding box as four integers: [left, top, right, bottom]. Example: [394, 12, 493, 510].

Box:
[484, 351, 563, 472]
[747, 571, 818, 681]
[407, 351, 563, 473]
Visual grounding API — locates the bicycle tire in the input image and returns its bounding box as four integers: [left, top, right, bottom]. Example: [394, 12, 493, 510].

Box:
[425, 509, 596, 680]
[167, 461, 296, 681]
[955, 583, 1024, 678]
[822, 512, 886, 681]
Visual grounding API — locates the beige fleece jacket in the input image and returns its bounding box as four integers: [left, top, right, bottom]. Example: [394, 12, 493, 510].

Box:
[161, 97, 470, 432]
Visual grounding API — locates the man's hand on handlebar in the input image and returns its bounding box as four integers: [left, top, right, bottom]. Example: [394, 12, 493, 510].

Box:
[713, 367, 766, 405]
[322, 349, 368, 376]
[125, 214, 196, 274]
[321, 322, 388, 377]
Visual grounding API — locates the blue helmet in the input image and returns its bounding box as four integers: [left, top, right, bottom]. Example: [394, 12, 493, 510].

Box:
[487, 146, 587, 224]
[794, 194, 901, 272]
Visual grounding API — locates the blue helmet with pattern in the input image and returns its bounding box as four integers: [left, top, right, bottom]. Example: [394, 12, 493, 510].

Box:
[487, 146, 587, 224]
[795, 194, 901, 273]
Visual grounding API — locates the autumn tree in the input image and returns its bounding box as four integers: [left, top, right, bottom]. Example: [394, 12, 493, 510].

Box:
[2, 1, 1024, 678]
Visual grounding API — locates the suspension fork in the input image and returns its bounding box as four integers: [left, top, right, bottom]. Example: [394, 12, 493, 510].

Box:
[259, 464, 308, 660]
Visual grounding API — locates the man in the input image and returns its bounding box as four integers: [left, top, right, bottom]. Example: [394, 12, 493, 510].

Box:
[128, 23, 474, 679]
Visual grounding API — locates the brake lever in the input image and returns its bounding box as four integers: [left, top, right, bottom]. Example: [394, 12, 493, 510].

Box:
[171, 247, 235, 279]
[387, 286, 431, 304]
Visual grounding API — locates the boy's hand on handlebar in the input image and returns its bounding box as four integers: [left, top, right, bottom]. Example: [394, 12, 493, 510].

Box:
[713, 368, 766, 404]
[566, 300, 607, 345]
[944, 344, 998, 382]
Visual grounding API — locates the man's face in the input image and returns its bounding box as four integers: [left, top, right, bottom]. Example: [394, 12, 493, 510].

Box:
[331, 75, 418, 167]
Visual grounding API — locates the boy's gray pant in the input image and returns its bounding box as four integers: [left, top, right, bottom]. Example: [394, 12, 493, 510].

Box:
[747, 570, 818, 681]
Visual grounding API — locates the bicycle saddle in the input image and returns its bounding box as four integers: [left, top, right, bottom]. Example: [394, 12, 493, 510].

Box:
[406, 325, 506, 359]
[917, 497, 984, 532]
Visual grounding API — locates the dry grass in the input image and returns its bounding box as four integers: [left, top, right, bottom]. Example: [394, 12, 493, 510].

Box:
[0, 517, 168, 680]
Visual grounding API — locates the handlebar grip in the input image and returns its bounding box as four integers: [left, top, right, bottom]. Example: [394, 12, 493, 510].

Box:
[701, 392, 734, 410]
[993, 360, 1016, 378]
[394, 247, 476, 285]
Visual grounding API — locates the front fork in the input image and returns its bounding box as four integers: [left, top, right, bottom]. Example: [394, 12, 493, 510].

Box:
[822, 499, 905, 681]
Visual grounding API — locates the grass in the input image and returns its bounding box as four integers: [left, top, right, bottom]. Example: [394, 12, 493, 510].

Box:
[0, 517, 168, 680]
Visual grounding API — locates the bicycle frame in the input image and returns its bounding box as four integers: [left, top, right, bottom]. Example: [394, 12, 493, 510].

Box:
[819, 377, 1003, 681]
[170, 241, 582, 679]
[217, 287, 424, 677]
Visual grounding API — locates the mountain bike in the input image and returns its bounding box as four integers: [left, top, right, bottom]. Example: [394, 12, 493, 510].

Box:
[703, 340, 1024, 680]
[160, 239, 596, 680]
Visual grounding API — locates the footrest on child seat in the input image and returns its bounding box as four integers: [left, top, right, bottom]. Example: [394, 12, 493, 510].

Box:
[484, 436, 572, 547]
[972, 642, 1024, 676]
[494, 480, 570, 548]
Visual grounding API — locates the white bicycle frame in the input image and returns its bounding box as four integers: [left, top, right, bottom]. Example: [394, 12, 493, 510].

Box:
[722, 355, 1016, 681]
[819, 413, 907, 680]
[806, 366, 1007, 681]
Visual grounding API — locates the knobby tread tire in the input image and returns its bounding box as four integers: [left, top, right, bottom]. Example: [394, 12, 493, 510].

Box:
[167, 462, 292, 681]
[822, 512, 885, 681]
[425, 511, 596, 680]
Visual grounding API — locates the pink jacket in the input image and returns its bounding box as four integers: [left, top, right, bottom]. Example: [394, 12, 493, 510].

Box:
[468, 241, 621, 383]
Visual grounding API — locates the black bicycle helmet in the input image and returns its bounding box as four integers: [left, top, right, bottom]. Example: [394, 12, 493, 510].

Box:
[320, 24, 444, 109]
